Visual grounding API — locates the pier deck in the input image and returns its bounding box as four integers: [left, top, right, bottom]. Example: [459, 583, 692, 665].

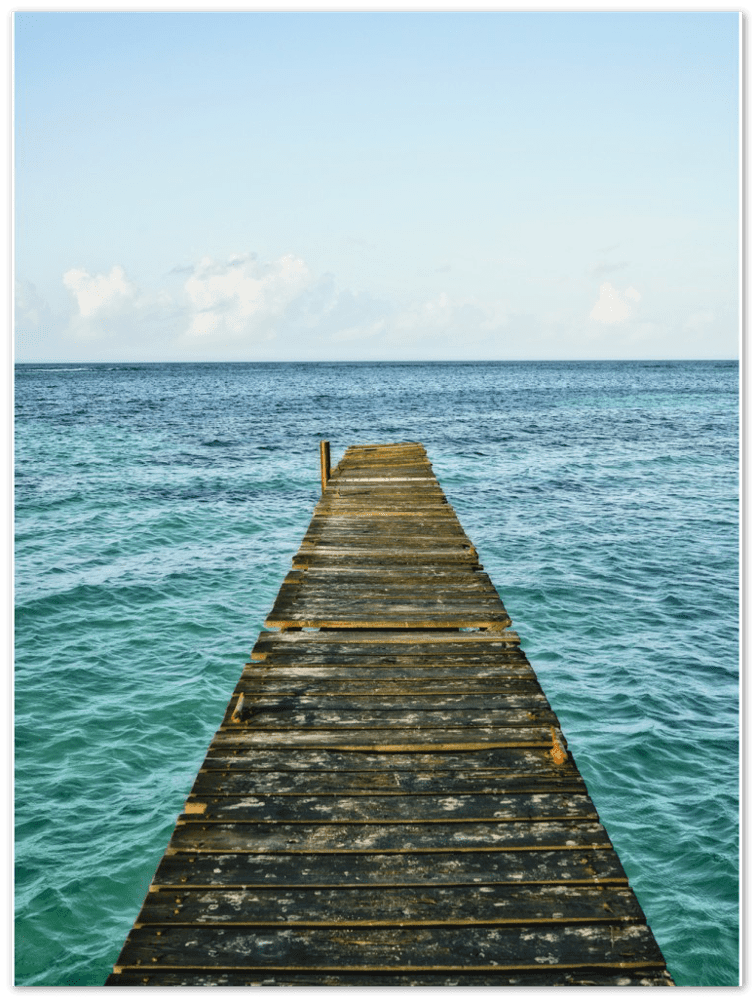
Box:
[106, 442, 672, 986]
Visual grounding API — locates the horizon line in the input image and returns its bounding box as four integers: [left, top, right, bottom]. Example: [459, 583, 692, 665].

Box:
[14, 357, 739, 365]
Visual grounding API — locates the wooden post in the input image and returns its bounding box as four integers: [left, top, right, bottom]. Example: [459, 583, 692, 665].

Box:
[320, 440, 331, 493]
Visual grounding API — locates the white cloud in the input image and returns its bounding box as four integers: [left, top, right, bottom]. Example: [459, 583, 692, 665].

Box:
[56, 250, 520, 359]
[53, 248, 528, 359]
[57, 251, 385, 356]
[63, 265, 137, 319]
[184, 253, 312, 339]
[589, 282, 641, 324]
[46, 249, 665, 361]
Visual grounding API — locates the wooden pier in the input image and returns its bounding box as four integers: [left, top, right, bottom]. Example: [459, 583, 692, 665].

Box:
[106, 442, 673, 986]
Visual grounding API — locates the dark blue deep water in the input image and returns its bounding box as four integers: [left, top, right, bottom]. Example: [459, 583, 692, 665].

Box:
[14, 360, 739, 985]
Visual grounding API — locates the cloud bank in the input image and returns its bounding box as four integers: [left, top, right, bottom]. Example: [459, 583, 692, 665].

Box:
[46, 251, 520, 360]
[13, 248, 733, 361]
[63, 265, 137, 321]
[184, 253, 312, 340]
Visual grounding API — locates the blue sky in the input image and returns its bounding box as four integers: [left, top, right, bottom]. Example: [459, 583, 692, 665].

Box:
[14, 11, 740, 361]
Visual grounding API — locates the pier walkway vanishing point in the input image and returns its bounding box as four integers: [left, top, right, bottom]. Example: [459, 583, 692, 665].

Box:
[106, 442, 673, 986]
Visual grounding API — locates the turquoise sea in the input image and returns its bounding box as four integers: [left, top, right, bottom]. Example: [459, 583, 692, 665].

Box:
[14, 360, 739, 986]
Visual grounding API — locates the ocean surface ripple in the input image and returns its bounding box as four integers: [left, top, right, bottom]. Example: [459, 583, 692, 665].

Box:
[15, 360, 739, 985]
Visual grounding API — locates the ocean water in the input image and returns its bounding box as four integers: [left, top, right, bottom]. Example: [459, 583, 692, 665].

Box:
[14, 360, 739, 986]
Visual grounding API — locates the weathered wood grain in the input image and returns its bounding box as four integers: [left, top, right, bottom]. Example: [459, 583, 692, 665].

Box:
[110, 923, 666, 971]
[108, 969, 674, 986]
[226, 692, 549, 709]
[135, 883, 644, 927]
[220, 707, 556, 727]
[208, 726, 554, 750]
[235, 675, 543, 693]
[181, 792, 597, 822]
[198, 744, 574, 770]
[190, 765, 587, 796]
[149, 846, 631, 890]
[251, 630, 522, 652]
[167, 818, 611, 854]
[265, 445, 510, 630]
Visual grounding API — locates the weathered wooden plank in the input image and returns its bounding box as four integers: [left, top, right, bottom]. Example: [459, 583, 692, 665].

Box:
[252, 635, 522, 646]
[320, 508, 448, 515]
[306, 523, 464, 531]
[108, 969, 674, 986]
[251, 629, 522, 647]
[234, 686, 541, 701]
[274, 570, 496, 588]
[269, 590, 504, 605]
[310, 511, 460, 519]
[181, 792, 596, 822]
[299, 534, 472, 546]
[134, 883, 644, 927]
[284, 560, 484, 568]
[287, 562, 485, 577]
[279, 583, 499, 596]
[208, 727, 554, 749]
[270, 599, 502, 613]
[291, 546, 477, 557]
[279, 590, 500, 603]
[327, 480, 443, 486]
[150, 846, 629, 889]
[330, 468, 437, 486]
[197, 745, 575, 772]
[227, 693, 549, 710]
[251, 657, 524, 668]
[167, 819, 609, 853]
[258, 632, 516, 648]
[112, 923, 666, 971]
[320, 502, 451, 508]
[250, 645, 525, 660]
[317, 503, 464, 513]
[241, 668, 534, 685]
[326, 472, 442, 478]
[190, 767, 586, 797]
[266, 609, 507, 619]
[318, 505, 454, 512]
[333, 465, 435, 471]
[335, 441, 424, 453]
[236, 674, 541, 692]
[316, 488, 448, 497]
[191, 778, 586, 801]
[281, 582, 501, 597]
[253, 655, 522, 670]
[249, 662, 527, 675]
[265, 618, 512, 631]
[266, 600, 509, 617]
[220, 714, 557, 734]
[325, 489, 445, 497]
[302, 525, 465, 532]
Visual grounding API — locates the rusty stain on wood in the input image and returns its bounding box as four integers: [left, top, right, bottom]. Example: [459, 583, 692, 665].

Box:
[229, 692, 244, 723]
[551, 726, 568, 765]
[105, 442, 673, 987]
